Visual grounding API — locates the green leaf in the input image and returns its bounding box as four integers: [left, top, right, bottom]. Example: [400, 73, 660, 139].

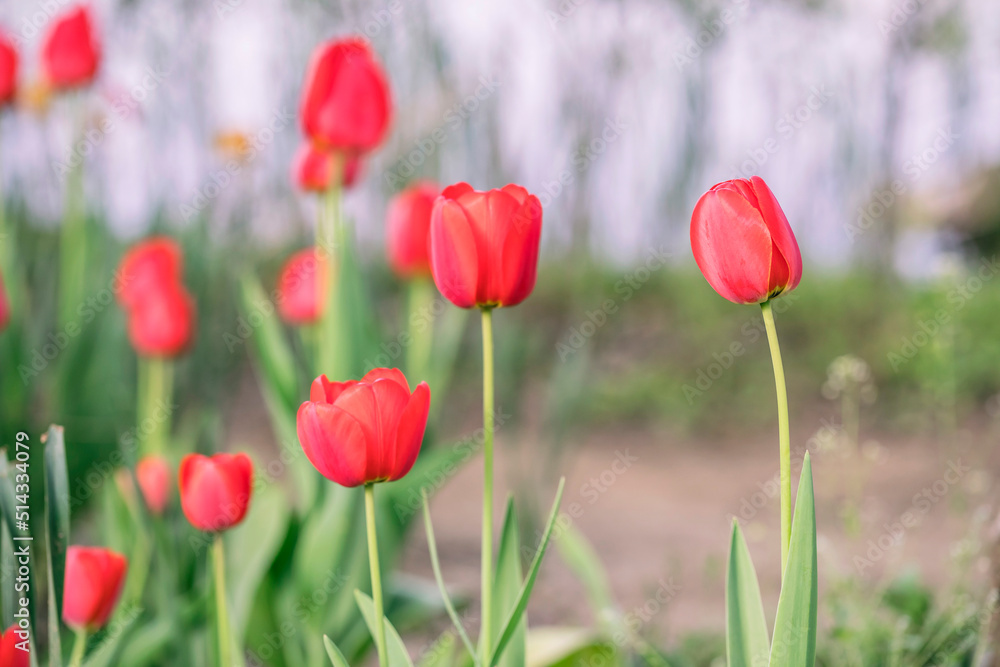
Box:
[725, 520, 770, 667]
[239, 275, 299, 412]
[768, 452, 818, 667]
[488, 478, 565, 667]
[554, 522, 615, 623]
[353, 590, 414, 667]
[492, 498, 525, 667]
[323, 635, 350, 667]
[525, 627, 610, 667]
[416, 629, 456, 667]
[43, 425, 70, 667]
[295, 484, 361, 619]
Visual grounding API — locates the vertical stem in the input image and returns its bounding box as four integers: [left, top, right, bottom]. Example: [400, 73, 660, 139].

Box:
[139, 356, 173, 457]
[406, 278, 435, 381]
[213, 535, 233, 667]
[59, 96, 87, 328]
[317, 155, 344, 379]
[364, 483, 388, 667]
[68, 629, 87, 667]
[480, 307, 495, 663]
[761, 300, 791, 578]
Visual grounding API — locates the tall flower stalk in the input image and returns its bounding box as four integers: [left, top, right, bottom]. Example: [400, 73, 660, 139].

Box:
[760, 299, 791, 574]
[316, 153, 344, 379]
[479, 307, 496, 659]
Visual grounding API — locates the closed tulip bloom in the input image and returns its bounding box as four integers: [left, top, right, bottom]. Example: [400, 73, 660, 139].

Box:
[297, 368, 430, 487]
[179, 453, 253, 532]
[41, 5, 100, 90]
[63, 547, 127, 632]
[136, 455, 171, 515]
[690, 176, 802, 305]
[387, 182, 438, 279]
[277, 248, 328, 325]
[293, 142, 362, 192]
[429, 183, 542, 309]
[126, 285, 195, 357]
[300, 38, 392, 155]
[0, 35, 17, 107]
[0, 624, 28, 667]
[117, 237, 182, 310]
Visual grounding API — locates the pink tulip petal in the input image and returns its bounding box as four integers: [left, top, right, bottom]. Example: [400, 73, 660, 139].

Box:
[391, 382, 430, 481]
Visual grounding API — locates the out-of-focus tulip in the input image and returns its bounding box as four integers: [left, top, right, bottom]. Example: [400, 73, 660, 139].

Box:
[428, 182, 542, 309]
[690, 176, 802, 305]
[293, 142, 362, 192]
[179, 453, 253, 532]
[300, 38, 392, 155]
[63, 547, 127, 632]
[387, 182, 438, 279]
[0, 624, 28, 667]
[277, 248, 328, 325]
[117, 237, 182, 310]
[136, 456, 171, 515]
[297, 368, 430, 487]
[126, 286, 195, 357]
[0, 271, 9, 332]
[0, 34, 18, 107]
[41, 5, 100, 90]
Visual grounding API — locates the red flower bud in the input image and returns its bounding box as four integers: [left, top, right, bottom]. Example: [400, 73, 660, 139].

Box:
[0, 624, 29, 667]
[300, 38, 392, 155]
[117, 237, 182, 310]
[277, 248, 328, 325]
[62, 546, 127, 632]
[429, 183, 542, 309]
[387, 182, 438, 279]
[41, 5, 100, 91]
[292, 143, 362, 192]
[136, 455, 171, 515]
[297, 368, 429, 487]
[179, 453, 253, 532]
[126, 285, 195, 357]
[0, 34, 18, 107]
[690, 176, 802, 305]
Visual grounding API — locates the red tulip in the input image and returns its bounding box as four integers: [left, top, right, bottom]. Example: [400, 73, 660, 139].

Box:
[387, 182, 439, 279]
[277, 248, 328, 325]
[126, 285, 195, 357]
[63, 546, 127, 631]
[0, 34, 18, 107]
[297, 368, 430, 487]
[293, 142, 362, 192]
[690, 176, 802, 305]
[136, 455, 171, 515]
[117, 237, 182, 310]
[0, 270, 9, 332]
[0, 624, 28, 667]
[41, 5, 101, 90]
[300, 38, 392, 155]
[429, 183, 542, 309]
[179, 453, 253, 532]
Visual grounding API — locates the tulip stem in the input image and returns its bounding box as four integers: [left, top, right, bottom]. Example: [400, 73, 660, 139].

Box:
[58, 94, 88, 328]
[68, 629, 87, 667]
[139, 356, 173, 457]
[480, 307, 495, 663]
[317, 154, 345, 380]
[406, 278, 435, 382]
[761, 300, 791, 578]
[213, 534, 233, 667]
[364, 483, 389, 667]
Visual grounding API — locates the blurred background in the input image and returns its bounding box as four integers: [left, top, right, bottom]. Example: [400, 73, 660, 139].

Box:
[6, 0, 1000, 663]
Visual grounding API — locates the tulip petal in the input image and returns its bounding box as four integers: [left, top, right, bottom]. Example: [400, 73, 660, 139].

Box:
[441, 182, 474, 200]
[361, 368, 409, 392]
[750, 176, 802, 293]
[391, 382, 430, 481]
[499, 195, 542, 307]
[430, 198, 479, 308]
[455, 189, 520, 304]
[63, 549, 103, 628]
[369, 378, 411, 480]
[310, 375, 355, 404]
[297, 402, 368, 486]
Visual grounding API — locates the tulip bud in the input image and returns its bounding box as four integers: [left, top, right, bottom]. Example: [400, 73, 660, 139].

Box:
[179, 453, 253, 532]
[136, 455, 171, 515]
[0, 34, 18, 107]
[297, 368, 430, 487]
[300, 38, 392, 155]
[386, 182, 438, 279]
[0, 623, 29, 667]
[126, 285, 195, 357]
[429, 183, 542, 309]
[41, 5, 101, 91]
[63, 546, 127, 632]
[690, 176, 802, 305]
[0, 270, 9, 332]
[277, 248, 328, 325]
[292, 142, 362, 192]
[117, 237, 182, 310]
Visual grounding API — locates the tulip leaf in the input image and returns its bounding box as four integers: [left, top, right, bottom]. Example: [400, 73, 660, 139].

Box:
[239, 274, 299, 412]
[353, 590, 414, 667]
[768, 452, 818, 667]
[323, 635, 350, 667]
[415, 629, 456, 667]
[491, 497, 526, 667]
[296, 484, 361, 620]
[726, 520, 770, 667]
[43, 425, 70, 667]
[488, 477, 565, 667]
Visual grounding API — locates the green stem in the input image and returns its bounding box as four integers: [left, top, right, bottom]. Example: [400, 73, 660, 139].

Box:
[406, 278, 435, 381]
[68, 629, 87, 667]
[213, 535, 233, 667]
[58, 96, 87, 328]
[317, 155, 344, 379]
[139, 356, 173, 457]
[761, 300, 791, 578]
[364, 483, 388, 667]
[480, 308, 495, 663]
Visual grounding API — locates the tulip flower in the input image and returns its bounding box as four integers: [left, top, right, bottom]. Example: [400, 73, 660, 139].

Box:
[179, 453, 253, 532]
[300, 37, 392, 155]
[117, 237, 182, 310]
[690, 176, 802, 305]
[387, 182, 438, 279]
[0, 35, 17, 107]
[126, 286, 195, 357]
[63, 546, 127, 634]
[0, 624, 28, 667]
[41, 5, 100, 91]
[136, 455, 171, 515]
[429, 182, 543, 310]
[293, 142, 361, 192]
[277, 248, 328, 325]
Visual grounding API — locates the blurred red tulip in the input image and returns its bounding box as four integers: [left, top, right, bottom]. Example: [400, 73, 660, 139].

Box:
[137, 455, 171, 515]
[297, 368, 430, 487]
[690, 176, 802, 305]
[63, 546, 127, 631]
[117, 237, 182, 310]
[292, 142, 362, 192]
[300, 38, 392, 155]
[429, 183, 542, 309]
[179, 453, 253, 532]
[277, 248, 328, 325]
[126, 285, 195, 357]
[41, 5, 100, 90]
[0, 624, 28, 667]
[0, 270, 8, 332]
[0, 34, 18, 107]
[387, 182, 439, 279]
